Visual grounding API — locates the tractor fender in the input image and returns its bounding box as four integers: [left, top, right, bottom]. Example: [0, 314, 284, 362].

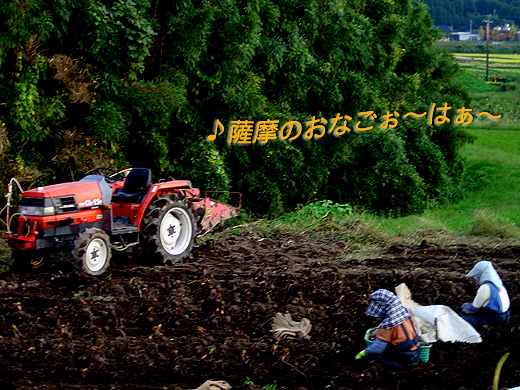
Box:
[134, 181, 200, 228]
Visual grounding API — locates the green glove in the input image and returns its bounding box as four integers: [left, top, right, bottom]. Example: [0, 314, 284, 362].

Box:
[355, 350, 366, 360]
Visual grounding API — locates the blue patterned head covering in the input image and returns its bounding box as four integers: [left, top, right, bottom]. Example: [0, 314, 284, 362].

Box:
[366, 289, 411, 329]
[466, 261, 504, 289]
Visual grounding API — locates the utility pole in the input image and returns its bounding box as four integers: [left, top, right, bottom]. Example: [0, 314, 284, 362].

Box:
[483, 16, 493, 81]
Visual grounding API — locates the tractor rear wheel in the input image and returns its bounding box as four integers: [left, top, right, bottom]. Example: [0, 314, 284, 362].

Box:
[72, 228, 111, 275]
[141, 194, 198, 263]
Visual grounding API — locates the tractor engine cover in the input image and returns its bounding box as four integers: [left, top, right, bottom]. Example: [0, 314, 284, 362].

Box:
[21, 180, 106, 210]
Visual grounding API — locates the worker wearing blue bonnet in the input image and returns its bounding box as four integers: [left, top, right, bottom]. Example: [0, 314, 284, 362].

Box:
[461, 261, 510, 329]
[355, 289, 420, 368]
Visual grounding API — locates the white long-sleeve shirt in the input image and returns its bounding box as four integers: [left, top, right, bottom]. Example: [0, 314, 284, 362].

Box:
[472, 284, 510, 312]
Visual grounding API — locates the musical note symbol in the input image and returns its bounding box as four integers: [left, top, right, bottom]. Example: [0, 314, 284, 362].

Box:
[207, 119, 225, 141]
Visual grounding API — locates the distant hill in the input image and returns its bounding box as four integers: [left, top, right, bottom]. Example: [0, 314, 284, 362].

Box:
[422, 0, 520, 31]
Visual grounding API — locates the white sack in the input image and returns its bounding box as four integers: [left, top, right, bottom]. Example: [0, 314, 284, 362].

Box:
[396, 283, 482, 344]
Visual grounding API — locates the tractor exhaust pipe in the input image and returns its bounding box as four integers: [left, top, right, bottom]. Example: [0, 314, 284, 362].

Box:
[69, 156, 76, 182]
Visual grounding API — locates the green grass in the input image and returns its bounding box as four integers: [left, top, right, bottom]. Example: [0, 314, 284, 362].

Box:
[453, 67, 520, 122]
[455, 71, 498, 93]
[460, 65, 520, 74]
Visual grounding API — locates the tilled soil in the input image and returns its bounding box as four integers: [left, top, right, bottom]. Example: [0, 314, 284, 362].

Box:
[1, 233, 520, 390]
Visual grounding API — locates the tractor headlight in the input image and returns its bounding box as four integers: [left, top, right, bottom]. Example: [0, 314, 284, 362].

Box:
[43, 205, 56, 216]
[19, 197, 56, 216]
[19, 205, 41, 216]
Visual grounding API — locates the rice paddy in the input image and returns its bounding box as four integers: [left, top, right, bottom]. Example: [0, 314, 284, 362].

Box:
[454, 52, 520, 79]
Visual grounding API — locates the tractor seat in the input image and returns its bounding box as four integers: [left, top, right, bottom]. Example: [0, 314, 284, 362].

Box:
[112, 168, 152, 203]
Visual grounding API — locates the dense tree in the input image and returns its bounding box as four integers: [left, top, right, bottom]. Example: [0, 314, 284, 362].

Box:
[0, 0, 470, 216]
[423, 0, 520, 31]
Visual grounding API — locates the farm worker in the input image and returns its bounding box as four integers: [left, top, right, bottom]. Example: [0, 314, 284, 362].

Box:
[355, 289, 420, 368]
[461, 261, 510, 329]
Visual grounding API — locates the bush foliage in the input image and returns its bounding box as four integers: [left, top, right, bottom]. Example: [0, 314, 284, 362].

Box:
[0, 0, 471, 216]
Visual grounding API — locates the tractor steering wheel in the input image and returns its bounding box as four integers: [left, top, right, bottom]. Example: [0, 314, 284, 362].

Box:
[92, 167, 126, 183]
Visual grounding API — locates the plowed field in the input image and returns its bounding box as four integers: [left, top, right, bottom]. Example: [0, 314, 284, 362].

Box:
[1, 233, 519, 389]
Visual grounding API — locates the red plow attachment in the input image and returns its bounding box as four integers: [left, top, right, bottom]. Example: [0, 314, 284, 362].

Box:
[194, 191, 241, 233]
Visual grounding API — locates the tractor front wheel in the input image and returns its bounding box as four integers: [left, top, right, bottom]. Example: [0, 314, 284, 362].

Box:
[11, 249, 41, 272]
[72, 228, 112, 275]
[142, 194, 198, 263]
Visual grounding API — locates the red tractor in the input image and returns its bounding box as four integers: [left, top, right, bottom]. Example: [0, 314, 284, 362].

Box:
[3, 167, 240, 275]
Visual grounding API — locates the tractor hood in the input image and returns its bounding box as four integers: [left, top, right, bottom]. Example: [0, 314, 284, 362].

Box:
[22, 180, 106, 209]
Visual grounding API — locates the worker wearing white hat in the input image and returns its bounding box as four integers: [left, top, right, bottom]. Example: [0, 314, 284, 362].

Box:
[461, 261, 510, 329]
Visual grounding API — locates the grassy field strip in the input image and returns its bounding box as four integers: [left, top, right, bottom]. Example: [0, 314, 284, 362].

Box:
[375, 126, 520, 237]
[464, 58, 520, 64]
[466, 128, 520, 162]
[433, 127, 520, 229]
[454, 52, 520, 77]
[455, 53, 520, 60]
[459, 66, 520, 75]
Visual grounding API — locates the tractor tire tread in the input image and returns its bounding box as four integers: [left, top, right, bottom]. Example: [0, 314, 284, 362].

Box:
[72, 228, 111, 275]
[141, 193, 198, 264]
